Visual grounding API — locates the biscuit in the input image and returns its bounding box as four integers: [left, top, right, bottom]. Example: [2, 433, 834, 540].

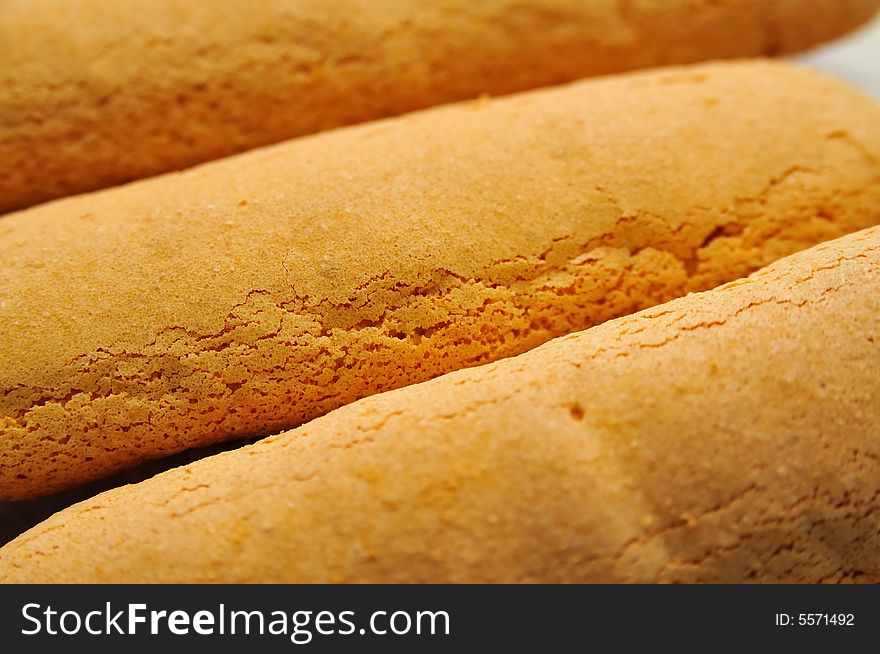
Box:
[2, 60, 880, 500]
[3, 225, 878, 583]
[2, 0, 878, 212]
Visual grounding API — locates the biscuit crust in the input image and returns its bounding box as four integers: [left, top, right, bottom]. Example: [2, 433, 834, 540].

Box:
[3, 225, 878, 583]
[1, 0, 878, 212]
[2, 61, 880, 499]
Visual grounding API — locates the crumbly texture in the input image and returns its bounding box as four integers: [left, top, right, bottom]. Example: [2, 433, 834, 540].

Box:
[1, 0, 877, 213]
[2, 61, 880, 500]
[3, 225, 878, 583]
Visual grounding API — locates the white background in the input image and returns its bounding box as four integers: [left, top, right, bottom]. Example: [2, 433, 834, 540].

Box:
[794, 16, 880, 97]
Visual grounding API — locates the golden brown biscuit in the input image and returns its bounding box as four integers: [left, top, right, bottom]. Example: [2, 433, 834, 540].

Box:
[3, 225, 878, 583]
[2, 60, 880, 500]
[2, 0, 878, 212]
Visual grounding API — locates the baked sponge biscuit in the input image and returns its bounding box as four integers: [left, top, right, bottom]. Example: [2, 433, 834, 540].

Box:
[1, 0, 878, 212]
[3, 224, 877, 583]
[2, 60, 880, 500]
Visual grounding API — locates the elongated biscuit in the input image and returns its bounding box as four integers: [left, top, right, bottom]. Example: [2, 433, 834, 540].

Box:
[2, 61, 880, 500]
[2, 0, 878, 212]
[3, 225, 878, 583]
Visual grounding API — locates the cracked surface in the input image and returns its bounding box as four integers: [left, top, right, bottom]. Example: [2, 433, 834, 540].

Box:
[2, 0, 878, 213]
[3, 60, 880, 500]
[2, 225, 878, 583]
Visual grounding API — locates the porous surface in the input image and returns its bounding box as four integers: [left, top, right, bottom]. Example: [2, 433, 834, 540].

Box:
[2, 61, 880, 500]
[1, 0, 878, 212]
[3, 225, 878, 583]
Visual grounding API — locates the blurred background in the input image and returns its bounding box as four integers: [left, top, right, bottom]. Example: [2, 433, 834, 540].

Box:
[795, 16, 879, 96]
